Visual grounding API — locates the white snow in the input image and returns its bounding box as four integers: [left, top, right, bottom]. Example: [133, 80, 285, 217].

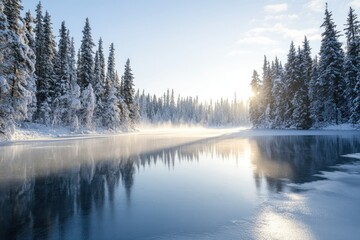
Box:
[1, 123, 359, 144]
[322, 123, 359, 130]
[342, 153, 360, 160]
[2, 122, 120, 143]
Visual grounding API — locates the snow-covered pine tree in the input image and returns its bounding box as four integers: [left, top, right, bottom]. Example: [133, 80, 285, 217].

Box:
[284, 41, 297, 127]
[309, 56, 322, 126]
[0, 1, 14, 136]
[262, 58, 274, 127]
[81, 84, 95, 129]
[3, 0, 22, 35]
[22, 10, 37, 121]
[318, 4, 346, 125]
[34, 2, 44, 122]
[93, 38, 106, 126]
[249, 70, 261, 127]
[271, 57, 285, 128]
[78, 18, 95, 90]
[34, 1, 44, 73]
[352, 75, 360, 124]
[292, 38, 312, 129]
[34, 10, 56, 125]
[93, 50, 103, 126]
[43, 11, 56, 121]
[68, 38, 81, 131]
[170, 89, 175, 121]
[0, 0, 35, 136]
[78, 18, 95, 127]
[103, 43, 122, 130]
[115, 70, 130, 127]
[52, 21, 71, 126]
[344, 7, 360, 124]
[23, 11, 35, 52]
[122, 59, 139, 127]
[76, 49, 81, 82]
[98, 38, 106, 86]
[3, 0, 36, 123]
[138, 90, 148, 122]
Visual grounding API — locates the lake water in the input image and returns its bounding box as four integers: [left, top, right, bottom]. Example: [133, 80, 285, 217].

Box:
[1, 130, 360, 240]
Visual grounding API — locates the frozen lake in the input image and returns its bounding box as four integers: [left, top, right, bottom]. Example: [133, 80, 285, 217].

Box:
[0, 129, 360, 240]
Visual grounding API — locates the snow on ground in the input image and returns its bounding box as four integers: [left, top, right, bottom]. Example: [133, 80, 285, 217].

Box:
[2, 122, 120, 143]
[322, 123, 359, 130]
[1, 122, 359, 144]
[342, 153, 360, 160]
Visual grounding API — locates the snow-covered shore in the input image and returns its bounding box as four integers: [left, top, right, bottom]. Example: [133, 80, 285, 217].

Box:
[1, 122, 359, 144]
[0, 122, 125, 143]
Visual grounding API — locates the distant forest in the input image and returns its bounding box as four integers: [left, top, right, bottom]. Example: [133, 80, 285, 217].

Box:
[249, 4, 360, 129]
[137, 89, 248, 126]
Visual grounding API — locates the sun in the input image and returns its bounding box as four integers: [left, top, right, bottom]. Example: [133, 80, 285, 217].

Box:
[237, 84, 253, 102]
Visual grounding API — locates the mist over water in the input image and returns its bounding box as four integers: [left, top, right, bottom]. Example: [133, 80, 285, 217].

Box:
[0, 129, 360, 240]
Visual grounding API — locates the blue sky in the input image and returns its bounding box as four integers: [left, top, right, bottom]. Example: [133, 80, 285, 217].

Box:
[22, 0, 360, 100]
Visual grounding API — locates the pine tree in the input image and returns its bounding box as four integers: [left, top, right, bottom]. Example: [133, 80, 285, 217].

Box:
[93, 50, 103, 125]
[249, 70, 261, 127]
[122, 59, 138, 127]
[22, 10, 37, 121]
[68, 38, 81, 131]
[262, 56, 274, 127]
[0, 1, 14, 136]
[318, 4, 346, 124]
[23, 11, 35, 51]
[292, 39, 312, 129]
[81, 84, 95, 129]
[36, 11, 56, 125]
[309, 56, 322, 126]
[53, 22, 71, 125]
[352, 75, 360, 124]
[271, 58, 285, 127]
[103, 43, 122, 129]
[0, 1, 35, 136]
[78, 18, 95, 127]
[344, 7, 360, 124]
[98, 38, 106, 86]
[284, 41, 297, 127]
[78, 18, 95, 89]
[3, 0, 22, 35]
[34, 1, 44, 94]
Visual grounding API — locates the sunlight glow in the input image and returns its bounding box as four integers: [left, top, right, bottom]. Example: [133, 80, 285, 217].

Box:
[237, 84, 253, 101]
[255, 209, 314, 240]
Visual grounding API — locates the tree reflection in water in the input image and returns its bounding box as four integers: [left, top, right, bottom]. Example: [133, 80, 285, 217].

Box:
[0, 133, 359, 239]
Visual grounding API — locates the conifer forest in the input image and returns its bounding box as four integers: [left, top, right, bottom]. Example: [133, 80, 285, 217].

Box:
[249, 5, 360, 129]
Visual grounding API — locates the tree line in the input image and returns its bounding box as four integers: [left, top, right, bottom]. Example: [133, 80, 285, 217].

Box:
[136, 89, 249, 126]
[249, 4, 360, 129]
[0, 0, 138, 137]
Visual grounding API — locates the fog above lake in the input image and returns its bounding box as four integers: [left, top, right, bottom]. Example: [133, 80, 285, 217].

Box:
[1, 128, 359, 186]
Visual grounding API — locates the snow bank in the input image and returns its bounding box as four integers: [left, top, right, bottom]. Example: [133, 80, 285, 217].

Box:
[342, 153, 360, 160]
[0, 122, 123, 143]
[322, 123, 359, 130]
[1, 122, 359, 144]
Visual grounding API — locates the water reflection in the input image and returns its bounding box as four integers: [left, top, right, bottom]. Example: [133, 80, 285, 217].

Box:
[250, 135, 360, 192]
[0, 133, 359, 239]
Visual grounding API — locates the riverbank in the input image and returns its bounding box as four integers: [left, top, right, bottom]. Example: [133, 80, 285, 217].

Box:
[1, 122, 359, 144]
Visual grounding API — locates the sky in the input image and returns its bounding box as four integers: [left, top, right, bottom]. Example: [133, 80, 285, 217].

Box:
[22, 0, 360, 101]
